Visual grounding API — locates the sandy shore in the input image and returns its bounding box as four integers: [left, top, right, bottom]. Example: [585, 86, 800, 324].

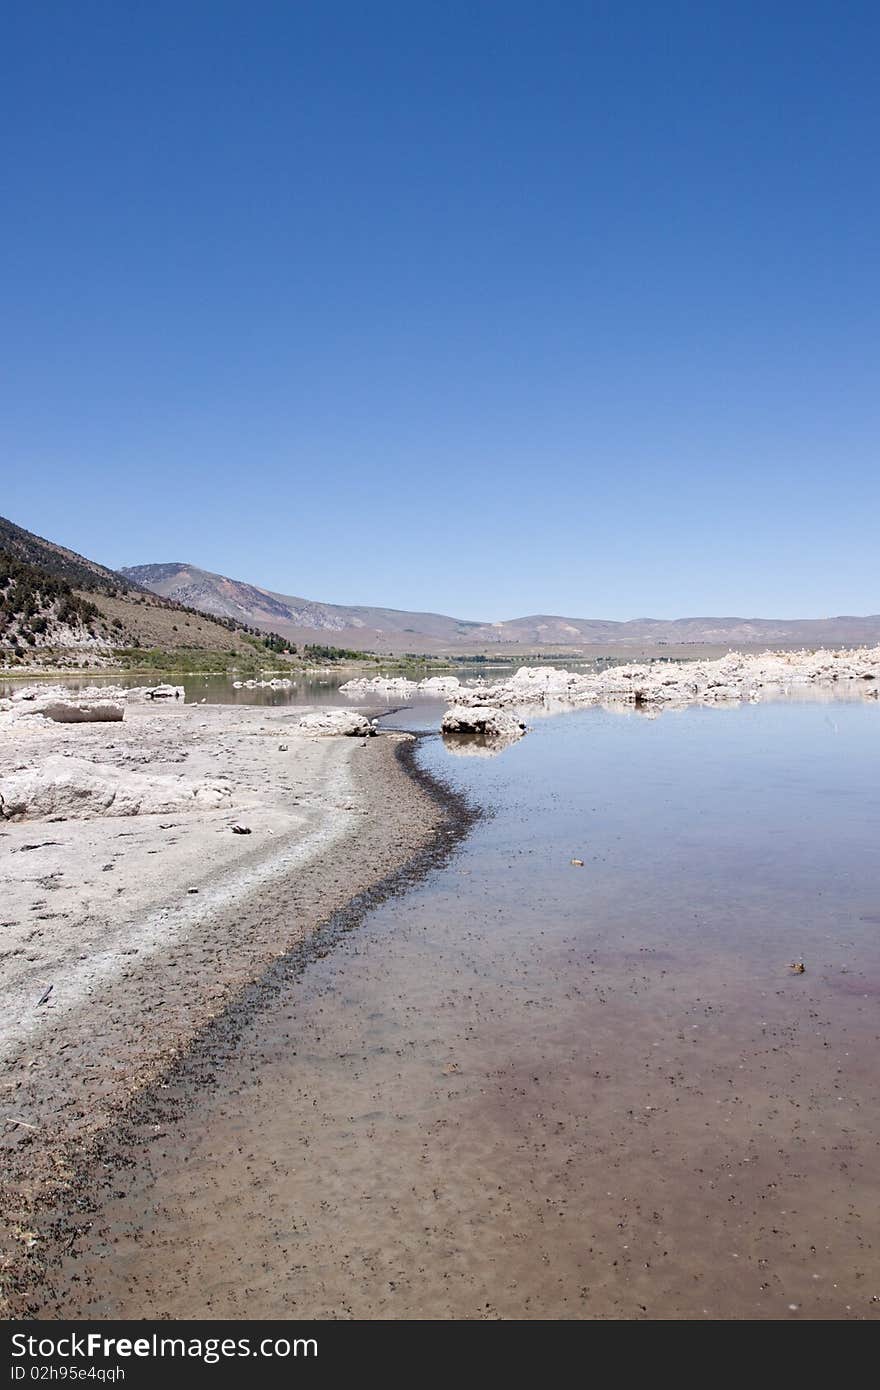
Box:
[0, 695, 462, 1314]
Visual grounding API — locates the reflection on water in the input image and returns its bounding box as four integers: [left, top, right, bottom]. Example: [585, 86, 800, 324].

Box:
[0, 655, 639, 709]
[0, 670, 356, 707]
[441, 729, 527, 757]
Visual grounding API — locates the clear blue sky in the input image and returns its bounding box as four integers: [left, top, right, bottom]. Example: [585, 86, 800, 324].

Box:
[2, 1, 877, 621]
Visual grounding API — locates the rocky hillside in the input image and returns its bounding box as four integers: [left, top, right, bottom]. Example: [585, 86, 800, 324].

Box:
[0, 515, 144, 596]
[463, 612, 880, 649]
[0, 517, 295, 667]
[0, 551, 112, 658]
[124, 560, 880, 655]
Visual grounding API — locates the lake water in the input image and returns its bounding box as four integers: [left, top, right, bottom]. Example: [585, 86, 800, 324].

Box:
[0, 654, 647, 709]
[46, 695, 880, 1319]
[0, 670, 358, 707]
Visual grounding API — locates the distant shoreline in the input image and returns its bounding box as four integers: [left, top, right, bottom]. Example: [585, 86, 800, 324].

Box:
[4, 636, 880, 682]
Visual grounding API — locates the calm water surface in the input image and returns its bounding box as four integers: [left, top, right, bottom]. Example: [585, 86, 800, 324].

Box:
[0, 670, 358, 706]
[50, 698, 880, 1319]
[0, 655, 642, 708]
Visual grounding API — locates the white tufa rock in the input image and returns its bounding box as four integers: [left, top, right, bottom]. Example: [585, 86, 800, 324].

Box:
[441, 705, 526, 739]
[417, 676, 462, 695]
[339, 674, 464, 698]
[0, 756, 232, 822]
[448, 647, 880, 714]
[2, 683, 185, 719]
[295, 709, 376, 738]
[338, 675, 418, 697]
[40, 700, 124, 723]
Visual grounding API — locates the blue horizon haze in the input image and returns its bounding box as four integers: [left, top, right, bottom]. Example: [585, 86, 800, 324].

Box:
[1, 1, 878, 623]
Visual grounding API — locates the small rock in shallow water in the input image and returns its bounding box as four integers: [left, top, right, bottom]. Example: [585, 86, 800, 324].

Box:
[441, 705, 526, 740]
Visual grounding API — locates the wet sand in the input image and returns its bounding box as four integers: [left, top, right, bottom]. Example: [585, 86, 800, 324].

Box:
[25, 699, 880, 1320]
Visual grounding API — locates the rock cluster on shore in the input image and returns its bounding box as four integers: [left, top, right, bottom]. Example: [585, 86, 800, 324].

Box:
[0, 683, 185, 723]
[339, 674, 463, 697]
[445, 646, 880, 716]
[232, 677, 293, 690]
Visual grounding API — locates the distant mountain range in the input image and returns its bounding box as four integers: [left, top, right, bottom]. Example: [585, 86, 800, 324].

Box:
[122, 561, 880, 654]
[121, 563, 478, 646]
[4, 511, 878, 663]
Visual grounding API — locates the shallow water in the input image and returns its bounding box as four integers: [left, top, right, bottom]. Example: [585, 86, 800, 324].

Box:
[0, 670, 359, 707]
[51, 699, 880, 1319]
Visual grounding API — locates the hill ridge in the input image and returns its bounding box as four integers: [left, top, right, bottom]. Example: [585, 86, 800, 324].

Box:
[122, 561, 880, 654]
